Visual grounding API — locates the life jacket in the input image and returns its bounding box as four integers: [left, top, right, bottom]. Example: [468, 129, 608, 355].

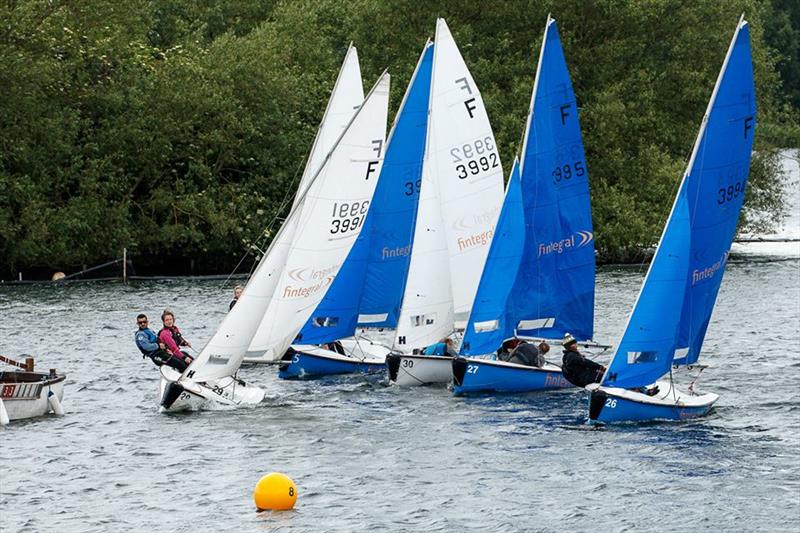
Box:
[160, 325, 185, 347]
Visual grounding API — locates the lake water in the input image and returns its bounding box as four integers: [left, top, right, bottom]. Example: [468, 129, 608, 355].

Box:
[1, 255, 799, 532]
[2, 151, 799, 532]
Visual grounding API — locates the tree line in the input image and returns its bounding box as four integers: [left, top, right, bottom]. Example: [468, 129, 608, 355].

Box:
[1, 0, 798, 279]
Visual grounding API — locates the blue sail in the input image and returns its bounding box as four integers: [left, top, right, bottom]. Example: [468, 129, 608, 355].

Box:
[356, 43, 433, 329]
[673, 22, 756, 365]
[603, 18, 756, 388]
[298, 43, 433, 343]
[602, 186, 691, 388]
[461, 160, 525, 355]
[509, 18, 595, 341]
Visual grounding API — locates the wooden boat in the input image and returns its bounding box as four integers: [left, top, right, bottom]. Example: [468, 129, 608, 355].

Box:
[0, 355, 65, 425]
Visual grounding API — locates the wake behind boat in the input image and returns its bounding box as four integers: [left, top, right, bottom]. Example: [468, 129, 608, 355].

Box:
[588, 15, 756, 423]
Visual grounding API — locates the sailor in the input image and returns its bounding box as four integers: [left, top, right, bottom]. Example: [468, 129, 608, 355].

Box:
[424, 338, 457, 357]
[496, 338, 523, 361]
[135, 314, 188, 372]
[158, 309, 194, 368]
[229, 285, 244, 311]
[507, 340, 550, 367]
[561, 333, 605, 387]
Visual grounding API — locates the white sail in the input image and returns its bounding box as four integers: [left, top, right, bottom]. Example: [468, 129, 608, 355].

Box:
[394, 19, 504, 352]
[428, 18, 504, 322]
[292, 44, 364, 209]
[246, 73, 391, 361]
[394, 156, 454, 352]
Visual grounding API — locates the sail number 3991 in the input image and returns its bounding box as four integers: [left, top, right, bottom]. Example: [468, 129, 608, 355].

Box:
[330, 200, 370, 235]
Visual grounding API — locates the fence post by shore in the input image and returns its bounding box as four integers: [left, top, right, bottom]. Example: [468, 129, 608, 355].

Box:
[123, 248, 127, 283]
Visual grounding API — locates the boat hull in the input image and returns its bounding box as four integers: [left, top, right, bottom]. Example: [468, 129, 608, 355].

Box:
[279, 338, 391, 379]
[279, 348, 386, 380]
[158, 367, 265, 412]
[451, 357, 573, 395]
[386, 354, 453, 386]
[587, 381, 718, 423]
[0, 371, 66, 423]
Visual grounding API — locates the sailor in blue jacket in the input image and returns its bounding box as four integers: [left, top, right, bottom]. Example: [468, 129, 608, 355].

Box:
[423, 338, 457, 356]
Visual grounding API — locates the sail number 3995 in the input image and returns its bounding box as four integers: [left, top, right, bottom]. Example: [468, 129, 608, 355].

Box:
[451, 136, 499, 179]
[330, 201, 369, 234]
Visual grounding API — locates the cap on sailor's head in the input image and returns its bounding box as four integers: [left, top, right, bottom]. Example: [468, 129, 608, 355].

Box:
[562, 333, 577, 347]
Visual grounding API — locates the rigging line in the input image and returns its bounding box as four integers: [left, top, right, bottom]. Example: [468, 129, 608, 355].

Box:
[220, 153, 308, 289]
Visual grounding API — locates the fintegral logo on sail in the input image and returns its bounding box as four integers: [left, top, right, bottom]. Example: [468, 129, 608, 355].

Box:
[537, 230, 593, 257]
[452, 207, 501, 252]
[282, 263, 339, 298]
[692, 252, 728, 286]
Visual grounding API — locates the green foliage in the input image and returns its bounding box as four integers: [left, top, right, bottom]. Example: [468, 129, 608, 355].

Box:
[0, 0, 797, 277]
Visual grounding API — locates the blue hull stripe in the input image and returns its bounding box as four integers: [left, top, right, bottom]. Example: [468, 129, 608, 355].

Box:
[588, 390, 715, 423]
[279, 351, 386, 380]
[452, 359, 574, 395]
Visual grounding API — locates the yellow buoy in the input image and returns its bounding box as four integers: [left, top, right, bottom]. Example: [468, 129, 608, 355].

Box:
[253, 472, 297, 511]
[51, 271, 66, 281]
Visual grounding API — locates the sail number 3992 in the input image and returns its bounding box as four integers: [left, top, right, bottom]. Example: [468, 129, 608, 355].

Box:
[451, 136, 499, 179]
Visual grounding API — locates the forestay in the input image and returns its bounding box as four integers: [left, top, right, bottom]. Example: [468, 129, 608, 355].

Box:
[461, 160, 526, 355]
[602, 17, 756, 388]
[510, 16, 595, 341]
[245, 73, 390, 362]
[298, 43, 434, 342]
[395, 19, 503, 352]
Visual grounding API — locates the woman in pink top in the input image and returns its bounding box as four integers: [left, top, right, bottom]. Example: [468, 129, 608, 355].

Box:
[158, 309, 193, 368]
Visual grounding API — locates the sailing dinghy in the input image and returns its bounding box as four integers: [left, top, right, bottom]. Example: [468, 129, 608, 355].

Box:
[452, 16, 598, 395]
[387, 18, 505, 386]
[279, 42, 434, 379]
[587, 16, 756, 423]
[160, 71, 390, 411]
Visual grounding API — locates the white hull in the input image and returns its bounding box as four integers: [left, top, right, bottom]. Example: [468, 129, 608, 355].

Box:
[158, 367, 265, 413]
[387, 354, 453, 386]
[0, 373, 65, 424]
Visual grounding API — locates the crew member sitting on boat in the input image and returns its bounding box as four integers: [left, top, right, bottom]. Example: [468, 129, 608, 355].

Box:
[561, 333, 605, 387]
[323, 340, 346, 355]
[501, 340, 549, 367]
[158, 309, 194, 369]
[424, 338, 457, 356]
[496, 338, 523, 359]
[135, 313, 189, 372]
[229, 285, 243, 311]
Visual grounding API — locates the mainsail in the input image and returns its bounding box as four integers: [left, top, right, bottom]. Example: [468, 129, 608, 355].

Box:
[238, 72, 390, 363]
[602, 16, 756, 389]
[297, 42, 434, 343]
[510, 16, 595, 341]
[460, 16, 595, 354]
[394, 18, 504, 352]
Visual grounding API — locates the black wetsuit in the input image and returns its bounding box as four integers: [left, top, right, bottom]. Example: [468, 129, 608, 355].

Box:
[562, 349, 604, 387]
[507, 343, 545, 367]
